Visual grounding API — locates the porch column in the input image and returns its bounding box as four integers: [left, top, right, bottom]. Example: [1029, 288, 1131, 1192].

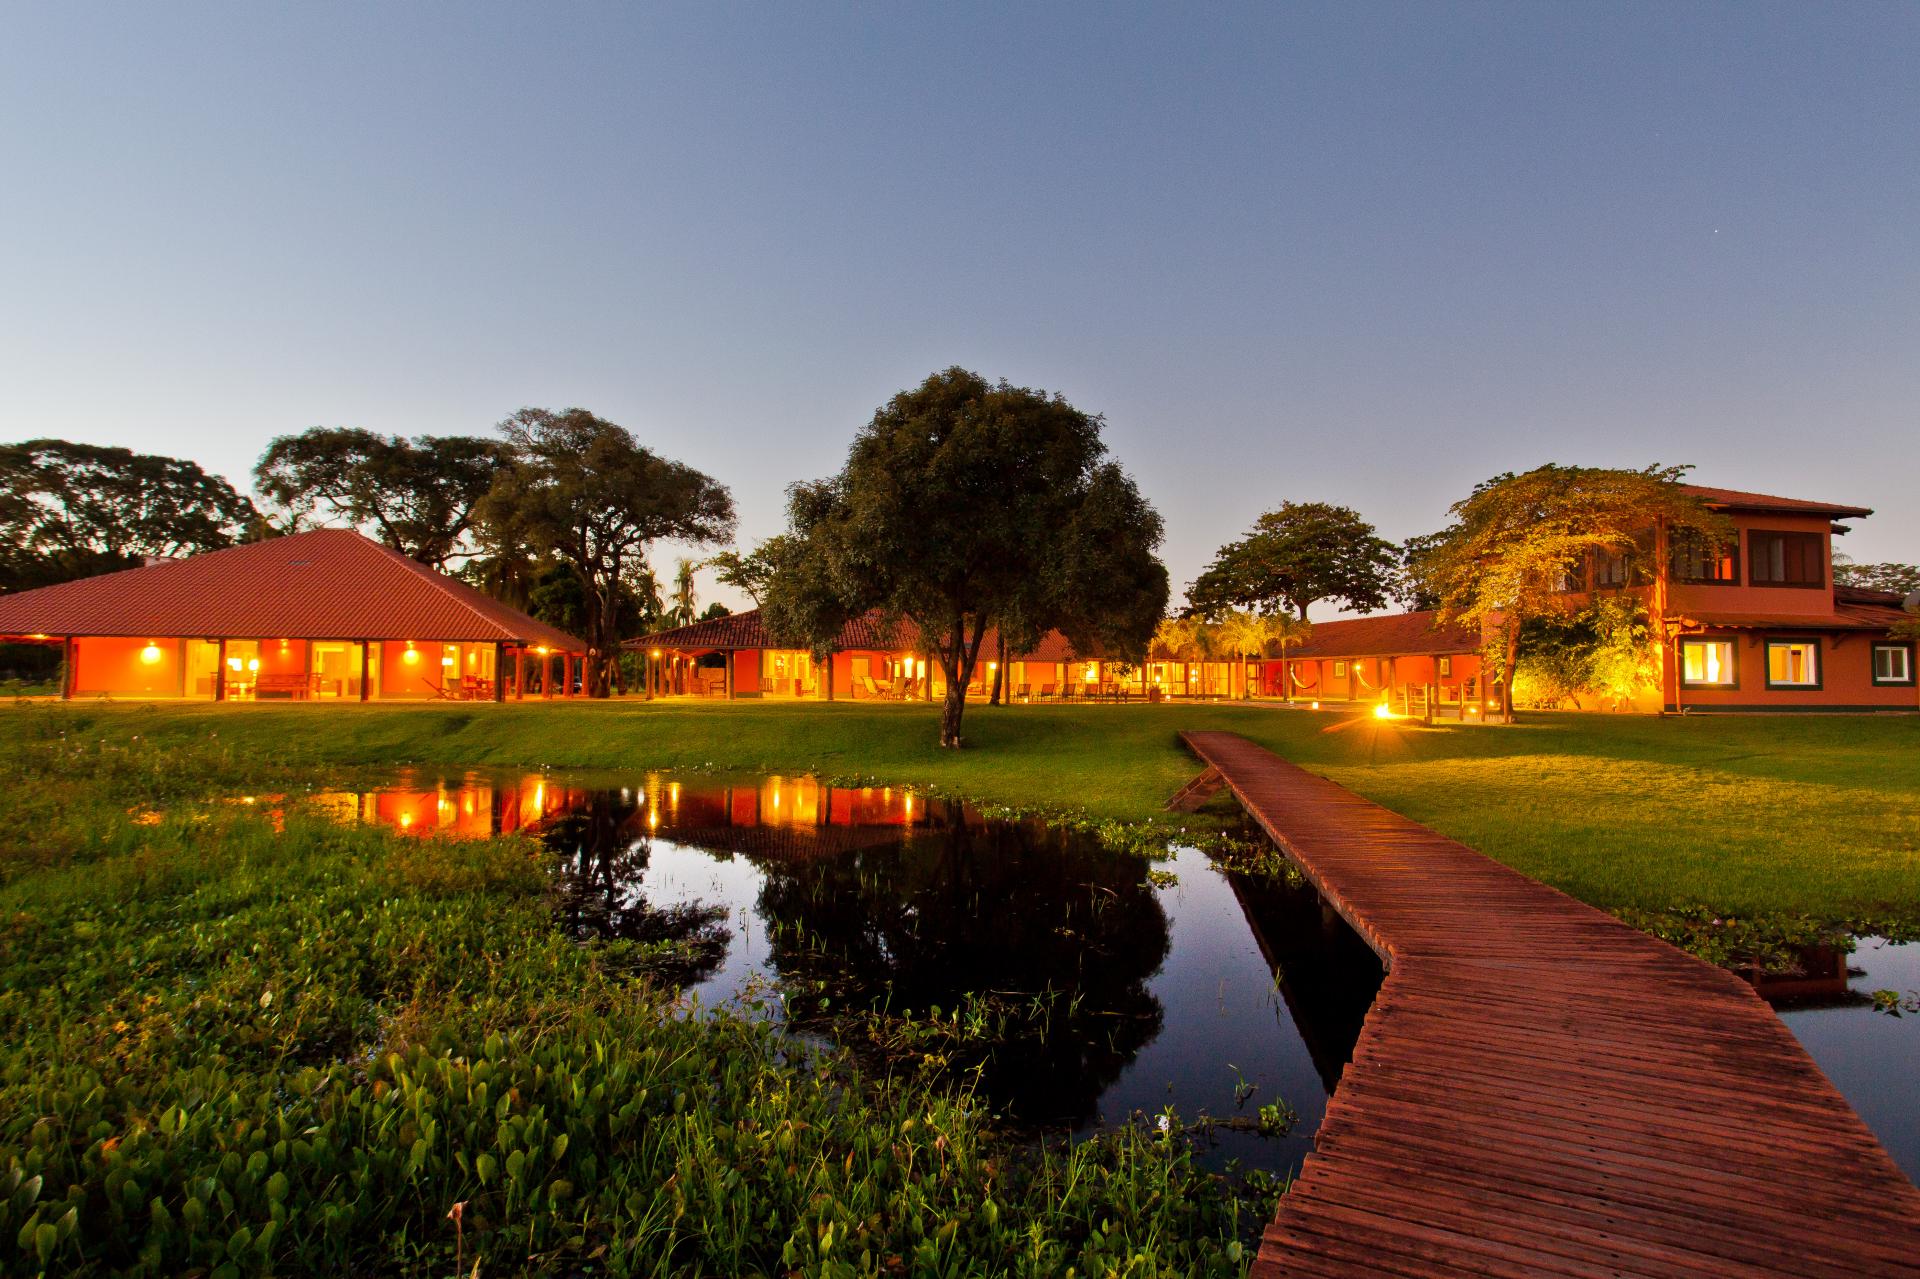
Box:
[359, 641, 370, 701]
[1387, 656, 1397, 712]
[824, 653, 835, 701]
[544, 651, 554, 699]
[724, 651, 734, 699]
[214, 638, 227, 702]
[493, 644, 505, 702]
[62, 636, 76, 700]
[514, 648, 525, 701]
[1317, 659, 1326, 704]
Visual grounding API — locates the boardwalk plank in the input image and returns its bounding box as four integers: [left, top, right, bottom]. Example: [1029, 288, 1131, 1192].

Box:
[1180, 730, 1920, 1279]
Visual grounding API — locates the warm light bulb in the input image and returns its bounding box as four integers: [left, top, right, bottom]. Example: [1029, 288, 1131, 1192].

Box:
[1311, 700, 1320, 710]
[1374, 703, 1392, 720]
[403, 649, 420, 665]
[246, 659, 259, 672]
[228, 657, 242, 671]
[140, 643, 162, 665]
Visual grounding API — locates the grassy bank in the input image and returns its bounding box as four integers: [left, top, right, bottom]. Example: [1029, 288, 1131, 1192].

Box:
[0, 721, 1270, 1276]
[28, 697, 1919, 929]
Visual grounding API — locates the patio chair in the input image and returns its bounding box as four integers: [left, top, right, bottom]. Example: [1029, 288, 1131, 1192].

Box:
[861, 675, 885, 699]
[1037, 682, 1055, 700]
[1060, 684, 1076, 703]
[1014, 682, 1030, 703]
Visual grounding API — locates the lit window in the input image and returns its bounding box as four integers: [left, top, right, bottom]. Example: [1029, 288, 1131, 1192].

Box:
[1680, 639, 1736, 688]
[1872, 643, 1914, 687]
[1438, 656, 1453, 678]
[1333, 661, 1347, 677]
[1671, 531, 1738, 584]
[1749, 531, 1824, 588]
[1765, 640, 1819, 689]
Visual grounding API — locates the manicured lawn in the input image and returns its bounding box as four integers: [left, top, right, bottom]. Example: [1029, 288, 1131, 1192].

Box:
[23, 697, 1920, 927]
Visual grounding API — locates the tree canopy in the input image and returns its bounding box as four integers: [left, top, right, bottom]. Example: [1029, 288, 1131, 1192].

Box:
[0, 439, 257, 592]
[1408, 464, 1729, 722]
[763, 367, 1168, 747]
[1187, 501, 1398, 620]
[1833, 558, 1920, 597]
[483, 409, 734, 697]
[254, 427, 505, 569]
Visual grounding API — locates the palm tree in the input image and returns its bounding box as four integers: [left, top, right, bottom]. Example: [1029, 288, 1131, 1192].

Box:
[1266, 613, 1313, 703]
[1213, 610, 1272, 700]
[668, 558, 700, 628]
[1153, 616, 1223, 696]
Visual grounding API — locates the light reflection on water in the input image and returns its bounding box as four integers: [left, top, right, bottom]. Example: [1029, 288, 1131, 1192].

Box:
[308, 769, 1385, 1174]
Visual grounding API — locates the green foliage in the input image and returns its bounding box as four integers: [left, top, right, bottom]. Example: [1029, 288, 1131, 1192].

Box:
[483, 409, 735, 697]
[1187, 502, 1398, 621]
[0, 440, 257, 592]
[1832, 558, 1920, 596]
[1409, 464, 1731, 721]
[764, 368, 1168, 747]
[0, 716, 1272, 1276]
[253, 427, 506, 570]
[1511, 598, 1657, 711]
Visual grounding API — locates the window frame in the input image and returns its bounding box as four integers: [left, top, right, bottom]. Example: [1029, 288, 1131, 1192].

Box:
[1437, 656, 1453, 678]
[1871, 642, 1915, 688]
[1333, 660, 1347, 677]
[1678, 637, 1739, 689]
[1670, 530, 1740, 586]
[1747, 530, 1826, 590]
[1763, 637, 1823, 691]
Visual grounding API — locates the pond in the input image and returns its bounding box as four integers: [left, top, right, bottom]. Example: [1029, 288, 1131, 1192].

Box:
[302, 770, 1920, 1185]
[309, 770, 1384, 1174]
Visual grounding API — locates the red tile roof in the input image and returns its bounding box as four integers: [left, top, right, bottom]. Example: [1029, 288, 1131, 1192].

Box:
[1666, 608, 1900, 633]
[1281, 610, 1483, 660]
[1678, 485, 1872, 520]
[0, 529, 586, 650]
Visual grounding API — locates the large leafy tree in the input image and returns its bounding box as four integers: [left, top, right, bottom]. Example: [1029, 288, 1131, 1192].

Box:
[1409, 464, 1729, 723]
[708, 539, 787, 608]
[484, 409, 734, 697]
[0, 439, 257, 591]
[1188, 502, 1398, 620]
[254, 427, 506, 570]
[763, 368, 1168, 748]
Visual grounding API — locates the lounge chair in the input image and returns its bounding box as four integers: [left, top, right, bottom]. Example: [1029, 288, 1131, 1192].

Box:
[1014, 682, 1030, 703]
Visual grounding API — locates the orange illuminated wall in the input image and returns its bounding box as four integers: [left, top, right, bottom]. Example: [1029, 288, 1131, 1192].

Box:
[377, 642, 442, 699]
[71, 636, 192, 698]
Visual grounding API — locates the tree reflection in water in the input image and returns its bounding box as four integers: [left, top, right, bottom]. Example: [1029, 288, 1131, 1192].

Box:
[747, 803, 1173, 1125]
[543, 791, 732, 988]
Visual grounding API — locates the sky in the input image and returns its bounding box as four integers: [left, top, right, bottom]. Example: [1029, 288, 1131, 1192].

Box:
[2, 3, 1916, 612]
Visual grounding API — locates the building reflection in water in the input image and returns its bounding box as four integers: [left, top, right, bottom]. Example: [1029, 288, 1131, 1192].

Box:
[303, 771, 1383, 1157]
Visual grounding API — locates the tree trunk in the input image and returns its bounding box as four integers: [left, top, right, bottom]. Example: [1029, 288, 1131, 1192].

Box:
[936, 614, 989, 748]
[1502, 626, 1520, 724]
[989, 635, 1006, 705]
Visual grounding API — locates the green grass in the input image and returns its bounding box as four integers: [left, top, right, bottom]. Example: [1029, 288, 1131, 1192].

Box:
[0, 718, 1271, 1276]
[30, 696, 1919, 929]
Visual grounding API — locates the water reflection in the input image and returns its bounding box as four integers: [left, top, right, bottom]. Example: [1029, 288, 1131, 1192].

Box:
[307, 770, 1384, 1171]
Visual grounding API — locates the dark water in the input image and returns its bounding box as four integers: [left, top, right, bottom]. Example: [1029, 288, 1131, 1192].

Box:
[306, 770, 1920, 1186]
[312, 771, 1384, 1172]
[1770, 938, 1920, 1181]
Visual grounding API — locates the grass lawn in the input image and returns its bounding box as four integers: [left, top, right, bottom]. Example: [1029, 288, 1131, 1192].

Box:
[31, 696, 1919, 929]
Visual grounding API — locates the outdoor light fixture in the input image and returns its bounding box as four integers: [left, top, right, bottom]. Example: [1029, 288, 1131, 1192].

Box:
[246, 659, 260, 672]
[441, 655, 454, 667]
[1374, 702, 1393, 720]
[140, 642, 162, 665]
[228, 657, 242, 672]
[651, 649, 661, 658]
[1311, 700, 1321, 710]
[403, 643, 419, 665]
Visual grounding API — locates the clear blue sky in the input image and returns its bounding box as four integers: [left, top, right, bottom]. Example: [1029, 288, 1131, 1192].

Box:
[3, 3, 1915, 610]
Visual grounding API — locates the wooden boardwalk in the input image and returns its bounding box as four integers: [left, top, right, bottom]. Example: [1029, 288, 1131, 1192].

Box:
[1180, 730, 1920, 1279]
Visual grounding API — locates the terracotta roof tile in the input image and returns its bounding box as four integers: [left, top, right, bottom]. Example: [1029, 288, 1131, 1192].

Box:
[0, 529, 586, 650]
[1678, 485, 1872, 520]
[1282, 610, 1483, 660]
[1666, 608, 1899, 632]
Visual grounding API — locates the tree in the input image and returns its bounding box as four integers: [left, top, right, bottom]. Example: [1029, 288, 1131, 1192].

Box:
[1211, 610, 1271, 700]
[0, 439, 257, 591]
[483, 409, 735, 697]
[254, 427, 505, 570]
[763, 368, 1168, 748]
[667, 558, 701, 627]
[708, 539, 786, 608]
[1408, 464, 1730, 723]
[1267, 613, 1313, 702]
[1832, 557, 1920, 597]
[1188, 502, 1399, 620]
[1393, 532, 1445, 610]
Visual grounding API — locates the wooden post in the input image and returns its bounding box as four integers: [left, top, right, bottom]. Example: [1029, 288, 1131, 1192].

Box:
[544, 651, 554, 699]
[1317, 659, 1325, 704]
[724, 651, 734, 699]
[824, 652, 835, 701]
[1387, 656, 1397, 713]
[214, 638, 227, 702]
[923, 654, 932, 702]
[493, 644, 505, 702]
[514, 647, 525, 701]
[359, 641, 370, 701]
[62, 636, 76, 700]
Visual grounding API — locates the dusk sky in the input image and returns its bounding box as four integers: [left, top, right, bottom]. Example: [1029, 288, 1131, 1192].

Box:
[3, 4, 1916, 612]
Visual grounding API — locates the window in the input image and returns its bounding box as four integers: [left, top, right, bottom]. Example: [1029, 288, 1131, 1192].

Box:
[1872, 643, 1914, 687]
[1680, 639, 1737, 688]
[1671, 531, 1739, 584]
[1437, 656, 1453, 677]
[1749, 531, 1824, 588]
[1551, 559, 1585, 593]
[1333, 661, 1347, 677]
[1765, 640, 1820, 689]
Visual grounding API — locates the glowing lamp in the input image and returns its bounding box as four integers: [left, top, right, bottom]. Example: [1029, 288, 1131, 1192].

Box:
[1310, 700, 1321, 710]
[1374, 703, 1393, 720]
[987, 661, 997, 671]
[246, 659, 260, 672]
[228, 657, 242, 672]
[651, 649, 662, 658]
[403, 648, 420, 665]
[441, 654, 454, 667]
[140, 643, 162, 665]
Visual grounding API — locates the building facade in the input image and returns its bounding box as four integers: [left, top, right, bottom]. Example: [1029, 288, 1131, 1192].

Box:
[0, 529, 590, 701]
